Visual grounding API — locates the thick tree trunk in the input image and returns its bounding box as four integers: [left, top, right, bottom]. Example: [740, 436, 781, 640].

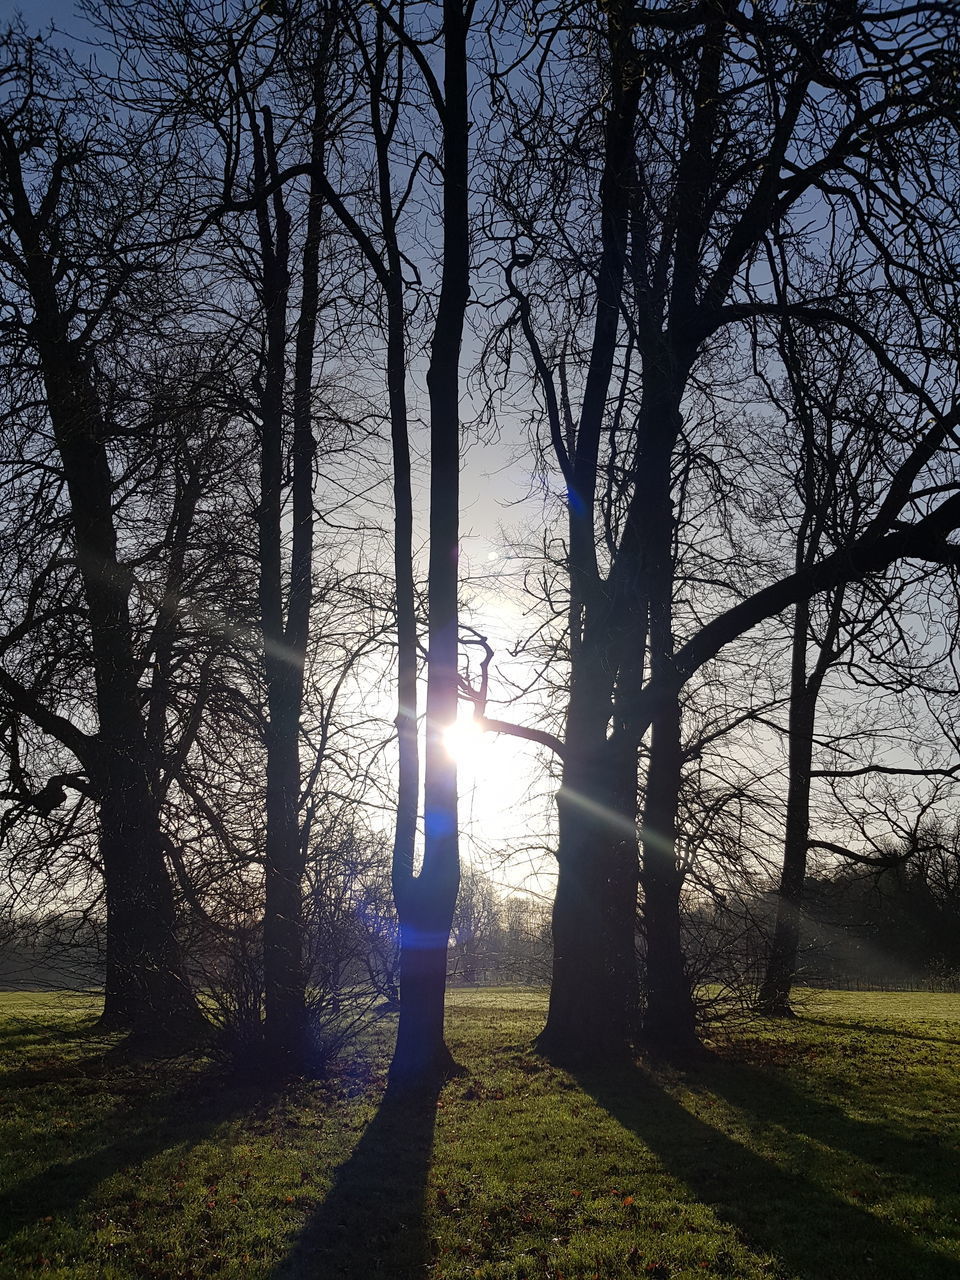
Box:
[96, 767, 201, 1040]
[536, 746, 639, 1063]
[91, 748, 203, 1042]
[391, 892, 460, 1086]
[98, 926, 139, 1031]
[539, 858, 637, 1064]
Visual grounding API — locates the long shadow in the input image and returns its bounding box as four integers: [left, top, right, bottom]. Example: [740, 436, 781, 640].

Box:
[705, 1056, 960, 1205]
[0, 1067, 270, 1247]
[0, 1016, 103, 1057]
[0, 1034, 129, 1090]
[271, 1082, 440, 1280]
[800, 1015, 960, 1047]
[577, 1063, 960, 1280]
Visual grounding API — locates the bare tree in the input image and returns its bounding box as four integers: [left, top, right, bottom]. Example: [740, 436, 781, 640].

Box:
[306, 0, 476, 1083]
[490, 0, 960, 1061]
[753, 324, 957, 1013]
[0, 31, 226, 1040]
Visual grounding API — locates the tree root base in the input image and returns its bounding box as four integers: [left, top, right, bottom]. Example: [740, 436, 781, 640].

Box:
[387, 1044, 466, 1095]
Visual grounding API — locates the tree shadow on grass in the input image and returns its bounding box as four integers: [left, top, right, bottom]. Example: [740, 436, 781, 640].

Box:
[0, 1034, 129, 1090]
[799, 1015, 960, 1047]
[576, 1063, 960, 1280]
[0, 1015, 102, 1057]
[0, 1066, 270, 1247]
[705, 1055, 960, 1207]
[271, 1082, 440, 1280]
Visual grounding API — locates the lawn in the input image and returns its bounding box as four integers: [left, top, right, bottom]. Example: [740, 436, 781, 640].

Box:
[0, 986, 958, 1279]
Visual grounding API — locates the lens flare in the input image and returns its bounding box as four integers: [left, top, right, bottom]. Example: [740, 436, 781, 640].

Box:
[443, 713, 483, 763]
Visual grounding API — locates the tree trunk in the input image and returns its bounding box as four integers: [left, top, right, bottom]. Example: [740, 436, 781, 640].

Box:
[757, 603, 818, 1015]
[523, 0, 644, 1068]
[262, 681, 308, 1065]
[536, 741, 639, 1063]
[640, 691, 699, 1056]
[542, 793, 640, 1064]
[96, 764, 201, 1040]
[634, 402, 699, 1058]
[389, 0, 470, 1087]
[251, 92, 324, 1071]
[391, 891, 460, 1085]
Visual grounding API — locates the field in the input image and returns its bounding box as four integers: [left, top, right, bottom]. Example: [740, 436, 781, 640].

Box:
[0, 988, 958, 1279]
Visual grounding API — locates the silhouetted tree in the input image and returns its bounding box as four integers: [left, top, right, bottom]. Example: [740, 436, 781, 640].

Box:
[756, 324, 960, 1014]
[309, 0, 476, 1083]
[0, 30, 214, 1039]
[492, 0, 960, 1060]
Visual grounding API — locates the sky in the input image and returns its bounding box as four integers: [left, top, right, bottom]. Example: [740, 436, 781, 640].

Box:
[3, 1, 93, 40]
[1, 0, 960, 921]
[0, 0, 562, 895]
[5, 0, 947, 902]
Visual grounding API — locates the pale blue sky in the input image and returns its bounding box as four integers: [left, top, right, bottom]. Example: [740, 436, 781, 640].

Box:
[2, 1, 83, 30]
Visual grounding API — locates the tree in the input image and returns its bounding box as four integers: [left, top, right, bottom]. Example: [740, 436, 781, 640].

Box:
[0, 30, 219, 1040]
[86, 0, 479, 1079]
[88, 0, 394, 1070]
[492, 0, 960, 1060]
[304, 0, 475, 1083]
[225, 5, 344, 1071]
[388, 0, 473, 1085]
[754, 325, 958, 1014]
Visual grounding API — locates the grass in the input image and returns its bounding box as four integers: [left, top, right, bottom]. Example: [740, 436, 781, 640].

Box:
[0, 987, 958, 1279]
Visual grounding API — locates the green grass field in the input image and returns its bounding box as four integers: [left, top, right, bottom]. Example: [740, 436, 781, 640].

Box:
[0, 987, 958, 1279]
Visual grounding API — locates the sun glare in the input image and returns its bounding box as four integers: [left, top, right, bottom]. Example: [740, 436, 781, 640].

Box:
[443, 712, 484, 765]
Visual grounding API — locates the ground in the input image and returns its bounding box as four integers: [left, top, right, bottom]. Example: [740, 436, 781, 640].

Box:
[0, 987, 958, 1279]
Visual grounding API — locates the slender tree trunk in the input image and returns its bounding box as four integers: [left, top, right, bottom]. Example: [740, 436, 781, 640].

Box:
[372, 11, 422, 988]
[255, 82, 326, 1068]
[262, 678, 308, 1065]
[640, 690, 699, 1055]
[255, 163, 307, 1064]
[635, 395, 700, 1057]
[389, 0, 470, 1087]
[757, 600, 817, 1015]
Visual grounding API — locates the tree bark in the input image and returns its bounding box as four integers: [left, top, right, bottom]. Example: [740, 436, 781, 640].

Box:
[634, 391, 700, 1057]
[757, 600, 818, 1016]
[640, 692, 699, 1056]
[262, 677, 309, 1065]
[536, 737, 639, 1064]
[17, 246, 202, 1038]
[389, 0, 470, 1087]
[96, 758, 200, 1038]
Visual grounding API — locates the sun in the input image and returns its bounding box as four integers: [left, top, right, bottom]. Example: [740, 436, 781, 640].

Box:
[443, 710, 484, 765]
